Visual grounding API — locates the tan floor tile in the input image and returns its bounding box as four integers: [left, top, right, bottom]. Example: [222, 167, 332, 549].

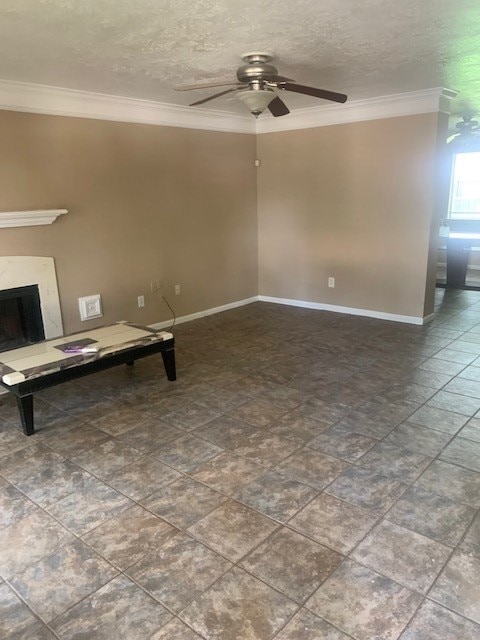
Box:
[0, 444, 64, 484]
[162, 403, 221, 431]
[275, 608, 350, 639]
[46, 477, 132, 535]
[240, 527, 342, 603]
[269, 410, 331, 444]
[70, 438, 142, 479]
[0, 484, 39, 527]
[276, 448, 348, 490]
[352, 520, 451, 594]
[151, 433, 222, 472]
[430, 551, 480, 624]
[90, 406, 151, 435]
[459, 511, 480, 559]
[357, 441, 432, 483]
[415, 460, 480, 508]
[141, 476, 228, 528]
[232, 430, 300, 466]
[440, 437, 480, 473]
[0, 510, 74, 579]
[126, 532, 231, 612]
[82, 504, 177, 570]
[37, 422, 111, 457]
[227, 398, 288, 428]
[400, 600, 480, 640]
[10, 539, 117, 622]
[0, 583, 43, 639]
[307, 559, 421, 640]
[188, 499, 278, 561]
[151, 618, 204, 639]
[105, 456, 181, 501]
[181, 566, 297, 639]
[15, 460, 96, 507]
[234, 469, 318, 522]
[290, 492, 378, 553]
[191, 451, 265, 494]
[50, 575, 172, 639]
[387, 485, 476, 546]
[309, 426, 377, 462]
[117, 419, 182, 452]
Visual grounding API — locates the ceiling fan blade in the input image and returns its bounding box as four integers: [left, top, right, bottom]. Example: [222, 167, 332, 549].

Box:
[279, 82, 347, 103]
[189, 87, 240, 106]
[268, 96, 290, 117]
[175, 80, 241, 91]
[263, 74, 294, 82]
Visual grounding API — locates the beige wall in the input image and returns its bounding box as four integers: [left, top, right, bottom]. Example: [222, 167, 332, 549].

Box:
[0, 110, 258, 333]
[0, 108, 445, 333]
[256, 113, 441, 319]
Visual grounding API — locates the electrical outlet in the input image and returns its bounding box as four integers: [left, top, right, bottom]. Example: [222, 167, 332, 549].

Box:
[328, 277, 335, 288]
[150, 279, 164, 293]
[137, 295, 145, 307]
[174, 284, 181, 295]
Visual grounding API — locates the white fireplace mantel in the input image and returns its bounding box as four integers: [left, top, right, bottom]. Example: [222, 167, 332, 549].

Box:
[0, 209, 68, 228]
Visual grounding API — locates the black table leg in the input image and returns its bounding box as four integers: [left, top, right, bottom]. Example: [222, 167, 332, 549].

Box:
[16, 394, 34, 436]
[161, 348, 176, 381]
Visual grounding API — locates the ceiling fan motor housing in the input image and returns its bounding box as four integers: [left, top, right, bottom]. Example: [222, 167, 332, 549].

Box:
[237, 52, 278, 84]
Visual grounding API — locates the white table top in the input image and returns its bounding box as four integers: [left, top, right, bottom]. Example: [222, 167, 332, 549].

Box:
[0, 322, 173, 386]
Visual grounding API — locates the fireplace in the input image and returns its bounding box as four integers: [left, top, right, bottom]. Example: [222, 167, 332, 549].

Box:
[0, 285, 45, 352]
[0, 256, 63, 341]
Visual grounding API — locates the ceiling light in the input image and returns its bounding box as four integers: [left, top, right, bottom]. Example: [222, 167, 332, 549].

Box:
[237, 88, 276, 117]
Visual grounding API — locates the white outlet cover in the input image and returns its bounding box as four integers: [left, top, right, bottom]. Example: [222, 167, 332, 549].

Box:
[79, 294, 102, 321]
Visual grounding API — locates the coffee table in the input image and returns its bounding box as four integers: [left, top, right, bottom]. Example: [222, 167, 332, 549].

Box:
[0, 321, 176, 435]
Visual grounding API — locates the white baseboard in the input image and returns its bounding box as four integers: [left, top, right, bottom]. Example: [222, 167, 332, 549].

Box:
[257, 295, 429, 325]
[149, 294, 434, 328]
[0, 295, 433, 398]
[149, 296, 258, 330]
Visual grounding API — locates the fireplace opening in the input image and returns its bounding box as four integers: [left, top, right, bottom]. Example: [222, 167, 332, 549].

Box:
[0, 285, 45, 353]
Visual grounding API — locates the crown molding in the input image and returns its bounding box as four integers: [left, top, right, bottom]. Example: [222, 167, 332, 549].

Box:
[0, 79, 457, 135]
[0, 79, 255, 134]
[255, 87, 458, 134]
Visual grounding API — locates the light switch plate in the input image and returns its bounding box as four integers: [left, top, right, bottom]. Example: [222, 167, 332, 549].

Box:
[79, 294, 102, 321]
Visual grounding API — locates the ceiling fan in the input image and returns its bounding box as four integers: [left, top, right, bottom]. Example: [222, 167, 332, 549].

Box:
[174, 53, 347, 118]
[447, 111, 480, 146]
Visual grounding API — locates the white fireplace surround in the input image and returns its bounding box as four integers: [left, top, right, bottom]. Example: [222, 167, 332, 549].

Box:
[0, 256, 63, 339]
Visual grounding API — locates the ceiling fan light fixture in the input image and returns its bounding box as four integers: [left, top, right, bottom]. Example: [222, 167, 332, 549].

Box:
[177, 53, 348, 118]
[237, 88, 276, 117]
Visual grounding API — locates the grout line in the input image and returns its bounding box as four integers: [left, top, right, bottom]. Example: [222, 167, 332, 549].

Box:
[2, 294, 480, 636]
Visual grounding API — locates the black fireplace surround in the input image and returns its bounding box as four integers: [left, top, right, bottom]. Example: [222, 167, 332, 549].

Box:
[0, 285, 45, 353]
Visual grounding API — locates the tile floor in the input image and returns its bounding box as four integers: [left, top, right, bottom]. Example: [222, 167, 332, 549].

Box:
[1, 289, 480, 639]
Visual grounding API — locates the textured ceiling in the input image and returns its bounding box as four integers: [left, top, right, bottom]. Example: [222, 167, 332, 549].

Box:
[0, 0, 480, 115]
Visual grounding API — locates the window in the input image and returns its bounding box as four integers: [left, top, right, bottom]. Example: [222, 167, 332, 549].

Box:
[449, 152, 480, 220]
